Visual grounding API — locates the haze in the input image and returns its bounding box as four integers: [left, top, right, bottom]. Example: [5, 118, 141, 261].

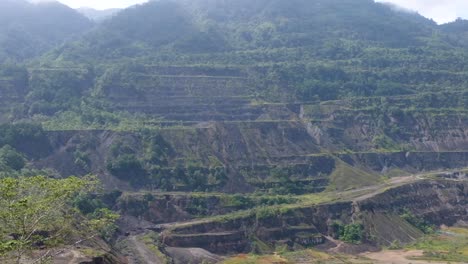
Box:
[376, 0, 468, 24]
[33, 0, 149, 10]
[30, 0, 468, 24]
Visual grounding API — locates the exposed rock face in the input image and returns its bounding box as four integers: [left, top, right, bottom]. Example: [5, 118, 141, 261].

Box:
[359, 180, 468, 226]
[116, 193, 244, 224]
[17, 65, 468, 193]
[1, 1, 468, 261]
[32, 124, 468, 193]
[338, 151, 468, 173]
[160, 179, 468, 253]
[22, 67, 468, 193]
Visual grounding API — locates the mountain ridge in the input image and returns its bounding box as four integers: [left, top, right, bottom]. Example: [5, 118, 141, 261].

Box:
[0, 0, 93, 62]
[47, 0, 440, 63]
[76, 7, 121, 21]
[0, 1, 467, 263]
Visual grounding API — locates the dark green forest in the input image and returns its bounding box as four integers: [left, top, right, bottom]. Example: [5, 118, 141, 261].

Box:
[0, 0, 93, 63]
[2, 0, 468, 118]
[1, 0, 468, 190]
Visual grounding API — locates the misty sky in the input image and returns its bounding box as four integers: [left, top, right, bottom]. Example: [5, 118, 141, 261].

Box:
[40, 0, 149, 10]
[39, 0, 468, 24]
[376, 0, 468, 24]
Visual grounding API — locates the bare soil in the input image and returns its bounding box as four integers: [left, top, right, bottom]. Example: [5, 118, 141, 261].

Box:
[362, 250, 453, 264]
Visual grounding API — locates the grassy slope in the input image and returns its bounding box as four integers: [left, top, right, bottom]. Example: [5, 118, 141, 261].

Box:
[220, 227, 468, 263]
[407, 227, 468, 263]
[327, 160, 382, 192]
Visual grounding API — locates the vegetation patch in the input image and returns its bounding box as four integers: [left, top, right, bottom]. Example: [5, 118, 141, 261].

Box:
[332, 222, 364, 244]
[406, 227, 468, 263]
[222, 254, 289, 264]
[0, 123, 51, 158]
[0, 145, 25, 171]
[327, 160, 381, 192]
[400, 209, 435, 234]
[0, 176, 118, 263]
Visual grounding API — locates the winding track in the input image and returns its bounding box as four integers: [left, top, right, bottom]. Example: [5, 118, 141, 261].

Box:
[154, 169, 466, 232]
[120, 169, 466, 263]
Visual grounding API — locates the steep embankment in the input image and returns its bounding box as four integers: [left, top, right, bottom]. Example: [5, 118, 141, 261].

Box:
[19, 66, 468, 194]
[32, 108, 468, 194]
[1, 0, 468, 262]
[1, 0, 468, 194]
[158, 177, 467, 254]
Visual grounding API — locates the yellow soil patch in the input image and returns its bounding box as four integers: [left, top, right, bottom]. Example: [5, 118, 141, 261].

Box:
[362, 250, 449, 264]
[222, 254, 290, 264]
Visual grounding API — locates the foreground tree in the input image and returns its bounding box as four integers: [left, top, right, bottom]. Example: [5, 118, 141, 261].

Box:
[0, 176, 118, 263]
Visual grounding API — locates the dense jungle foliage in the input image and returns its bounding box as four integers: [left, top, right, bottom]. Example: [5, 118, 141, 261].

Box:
[0, 0, 467, 120]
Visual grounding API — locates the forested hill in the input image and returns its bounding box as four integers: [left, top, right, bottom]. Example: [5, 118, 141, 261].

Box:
[0, 0, 93, 63]
[1, 0, 468, 194]
[1, 2, 468, 261]
[49, 0, 440, 62]
[26, 0, 468, 113]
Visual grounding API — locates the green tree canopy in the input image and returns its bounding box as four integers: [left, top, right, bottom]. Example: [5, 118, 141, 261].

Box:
[0, 175, 118, 263]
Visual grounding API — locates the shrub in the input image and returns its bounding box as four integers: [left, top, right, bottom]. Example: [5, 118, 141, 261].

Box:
[333, 222, 364, 244]
[107, 154, 147, 185]
[0, 145, 25, 171]
[0, 123, 51, 158]
[400, 209, 435, 234]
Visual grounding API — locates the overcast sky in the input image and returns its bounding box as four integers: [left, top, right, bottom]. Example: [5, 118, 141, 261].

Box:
[36, 0, 468, 24]
[40, 0, 149, 10]
[376, 0, 468, 24]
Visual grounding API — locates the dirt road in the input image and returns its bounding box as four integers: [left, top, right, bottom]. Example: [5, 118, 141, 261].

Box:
[362, 250, 455, 264]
